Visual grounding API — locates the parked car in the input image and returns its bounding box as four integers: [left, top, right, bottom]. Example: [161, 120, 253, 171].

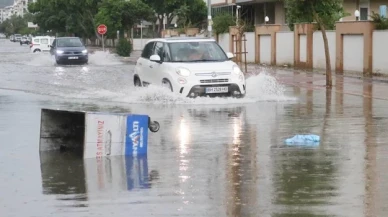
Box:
[30, 36, 56, 52]
[49, 37, 88, 65]
[133, 37, 246, 98]
[20, 36, 30, 45]
[9, 35, 14, 42]
[13, 34, 22, 42]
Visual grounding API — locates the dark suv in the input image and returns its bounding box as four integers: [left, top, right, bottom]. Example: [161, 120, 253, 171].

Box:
[49, 37, 88, 65]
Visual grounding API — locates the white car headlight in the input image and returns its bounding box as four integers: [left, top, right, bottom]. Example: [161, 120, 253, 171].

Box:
[82, 49, 88, 54]
[56, 50, 64, 54]
[176, 67, 191, 77]
[233, 65, 243, 75]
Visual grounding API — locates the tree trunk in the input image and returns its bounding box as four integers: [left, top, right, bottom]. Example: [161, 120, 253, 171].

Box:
[313, 11, 332, 87]
[320, 24, 332, 87]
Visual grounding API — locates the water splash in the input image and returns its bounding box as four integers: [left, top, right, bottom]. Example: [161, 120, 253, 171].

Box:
[62, 72, 297, 105]
[24, 52, 56, 66]
[24, 50, 123, 66]
[88, 50, 123, 65]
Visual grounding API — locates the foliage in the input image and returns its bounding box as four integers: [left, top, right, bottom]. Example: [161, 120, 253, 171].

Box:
[143, 0, 181, 22]
[116, 38, 132, 57]
[285, 0, 347, 31]
[370, 11, 388, 30]
[175, 0, 207, 29]
[95, 0, 153, 39]
[28, 0, 101, 38]
[212, 13, 235, 34]
[15, 0, 206, 38]
[143, 0, 207, 35]
[0, 13, 37, 36]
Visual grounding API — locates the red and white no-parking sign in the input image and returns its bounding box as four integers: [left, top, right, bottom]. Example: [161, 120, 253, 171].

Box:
[97, 24, 107, 35]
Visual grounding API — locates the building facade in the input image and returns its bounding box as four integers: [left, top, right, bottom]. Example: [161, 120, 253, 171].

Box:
[211, 0, 388, 30]
[0, 0, 36, 21]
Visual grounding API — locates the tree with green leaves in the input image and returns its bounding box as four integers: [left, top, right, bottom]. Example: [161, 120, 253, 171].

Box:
[143, 0, 207, 36]
[175, 0, 207, 29]
[0, 13, 37, 36]
[95, 0, 153, 40]
[212, 13, 235, 35]
[28, 0, 101, 38]
[285, 0, 347, 87]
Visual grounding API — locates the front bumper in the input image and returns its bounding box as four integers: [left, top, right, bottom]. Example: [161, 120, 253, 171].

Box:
[183, 83, 246, 98]
[56, 54, 88, 63]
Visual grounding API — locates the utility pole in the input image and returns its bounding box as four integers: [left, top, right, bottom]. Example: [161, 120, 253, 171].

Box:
[207, 0, 212, 38]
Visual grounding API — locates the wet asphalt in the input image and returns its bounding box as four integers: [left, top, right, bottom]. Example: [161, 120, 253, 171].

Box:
[1, 39, 388, 217]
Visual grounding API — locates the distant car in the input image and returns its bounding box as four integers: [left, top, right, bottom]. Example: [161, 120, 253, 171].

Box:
[133, 37, 246, 98]
[30, 36, 56, 52]
[20, 36, 30, 45]
[49, 37, 88, 65]
[13, 34, 22, 42]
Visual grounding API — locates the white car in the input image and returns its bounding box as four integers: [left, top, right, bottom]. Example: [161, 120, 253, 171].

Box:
[30, 36, 56, 53]
[133, 37, 246, 98]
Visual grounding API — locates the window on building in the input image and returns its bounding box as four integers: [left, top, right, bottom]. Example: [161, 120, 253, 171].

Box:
[360, 7, 368, 20]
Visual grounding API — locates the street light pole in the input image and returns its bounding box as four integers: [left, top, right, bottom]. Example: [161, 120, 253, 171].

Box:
[140, 20, 143, 48]
[207, 0, 212, 38]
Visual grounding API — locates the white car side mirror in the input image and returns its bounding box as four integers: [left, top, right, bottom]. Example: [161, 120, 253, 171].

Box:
[226, 52, 234, 59]
[150, 54, 162, 63]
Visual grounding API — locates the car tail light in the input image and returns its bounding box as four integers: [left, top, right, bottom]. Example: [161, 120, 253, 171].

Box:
[29, 43, 33, 48]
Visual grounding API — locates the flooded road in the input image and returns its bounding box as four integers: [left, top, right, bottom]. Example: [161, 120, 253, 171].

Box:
[1, 39, 388, 217]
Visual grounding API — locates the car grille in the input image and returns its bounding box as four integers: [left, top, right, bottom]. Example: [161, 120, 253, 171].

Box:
[64, 51, 82, 54]
[195, 72, 231, 76]
[200, 79, 229, 83]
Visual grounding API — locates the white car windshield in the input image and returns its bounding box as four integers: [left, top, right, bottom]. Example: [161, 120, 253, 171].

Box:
[167, 41, 228, 62]
[57, 38, 83, 47]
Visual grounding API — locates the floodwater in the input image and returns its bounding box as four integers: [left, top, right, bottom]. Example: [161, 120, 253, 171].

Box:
[1, 39, 388, 217]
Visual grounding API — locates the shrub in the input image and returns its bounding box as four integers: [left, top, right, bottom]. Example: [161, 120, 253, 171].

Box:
[213, 13, 236, 34]
[116, 38, 132, 57]
[370, 11, 388, 30]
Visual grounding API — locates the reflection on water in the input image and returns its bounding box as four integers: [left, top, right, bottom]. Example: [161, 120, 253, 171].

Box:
[40, 152, 87, 196]
[363, 80, 377, 217]
[4, 55, 388, 216]
[40, 151, 157, 199]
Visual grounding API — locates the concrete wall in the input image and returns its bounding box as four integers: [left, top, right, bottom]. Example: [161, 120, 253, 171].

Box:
[275, 31, 294, 66]
[313, 31, 336, 70]
[245, 32, 255, 63]
[218, 33, 230, 53]
[372, 31, 388, 74]
[259, 35, 271, 64]
[343, 35, 364, 72]
[220, 22, 388, 75]
[106, 24, 388, 75]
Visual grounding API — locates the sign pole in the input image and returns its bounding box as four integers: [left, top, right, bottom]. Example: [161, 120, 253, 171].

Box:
[97, 24, 107, 52]
[102, 34, 105, 52]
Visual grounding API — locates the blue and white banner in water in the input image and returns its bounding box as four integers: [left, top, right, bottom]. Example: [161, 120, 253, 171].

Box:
[83, 113, 149, 158]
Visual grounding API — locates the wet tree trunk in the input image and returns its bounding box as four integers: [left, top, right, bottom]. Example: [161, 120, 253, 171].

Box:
[314, 12, 332, 87]
[321, 24, 332, 87]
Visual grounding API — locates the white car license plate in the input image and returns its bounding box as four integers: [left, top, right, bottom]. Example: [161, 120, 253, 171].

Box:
[68, 56, 78, 59]
[205, 86, 228, 93]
